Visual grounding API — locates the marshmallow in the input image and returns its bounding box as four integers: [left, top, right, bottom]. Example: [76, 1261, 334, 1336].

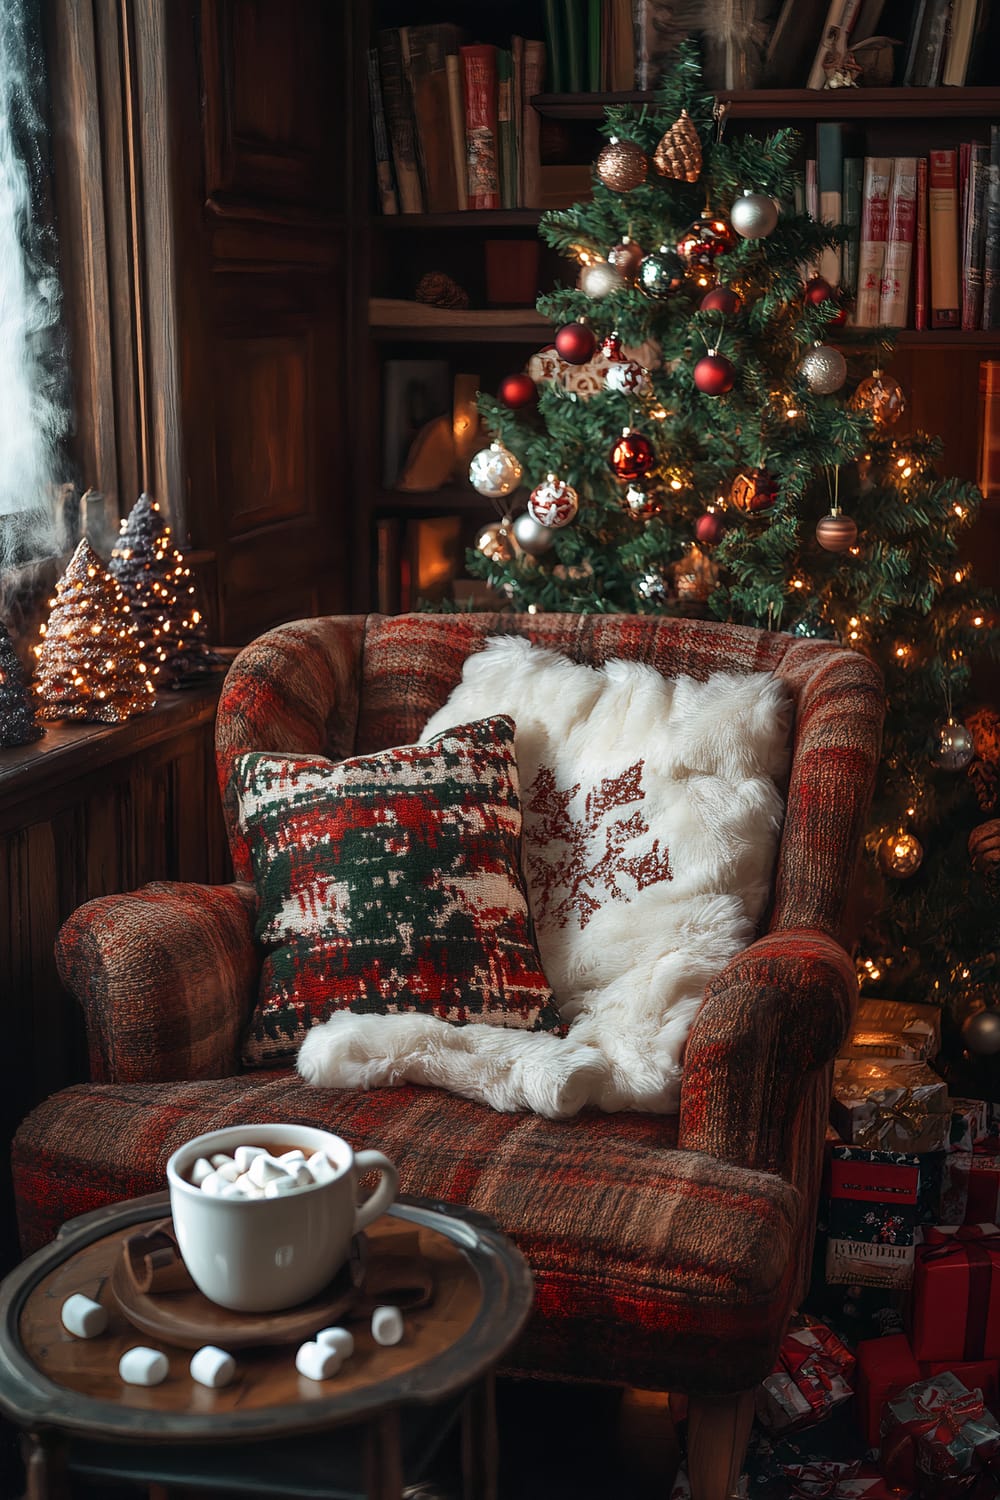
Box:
[235, 1145, 267, 1173]
[213, 1160, 239, 1183]
[278, 1150, 306, 1165]
[61, 1293, 108, 1339]
[248, 1155, 290, 1188]
[119, 1347, 168, 1386]
[307, 1150, 336, 1184]
[190, 1345, 236, 1389]
[371, 1306, 404, 1346]
[264, 1175, 299, 1198]
[190, 1157, 214, 1186]
[210, 1153, 236, 1169]
[316, 1326, 354, 1360]
[220, 1181, 250, 1199]
[200, 1171, 227, 1196]
[233, 1173, 264, 1198]
[290, 1164, 315, 1189]
[295, 1341, 343, 1381]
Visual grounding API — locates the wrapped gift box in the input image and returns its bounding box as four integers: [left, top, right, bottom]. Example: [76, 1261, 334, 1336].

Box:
[966, 1142, 1000, 1225]
[857, 1333, 922, 1445]
[909, 1225, 1000, 1363]
[951, 1100, 991, 1153]
[826, 1144, 922, 1288]
[831, 1059, 951, 1154]
[919, 1361, 1000, 1419]
[842, 999, 942, 1060]
[881, 1372, 1000, 1493]
[780, 1460, 910, 1498]
[756, 1320, 855, 1433]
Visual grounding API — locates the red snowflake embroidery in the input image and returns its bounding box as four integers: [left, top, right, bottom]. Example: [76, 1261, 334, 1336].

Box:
[524, 761, 673, 930]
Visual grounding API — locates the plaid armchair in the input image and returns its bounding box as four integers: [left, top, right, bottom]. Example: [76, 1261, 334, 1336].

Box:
[14, 613, 883, 1499]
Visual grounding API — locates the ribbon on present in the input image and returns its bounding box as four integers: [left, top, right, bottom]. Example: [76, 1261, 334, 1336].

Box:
[920, 1226, 1000, 1362]
[854, 1094, 933, 1151]
[782, 1460, 906, 1498]
[881, 1375, 986, 1487]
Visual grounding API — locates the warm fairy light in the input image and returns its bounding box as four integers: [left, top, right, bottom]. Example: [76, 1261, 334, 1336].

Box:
[527, 603, 538, 614]
[849, 545, 860, 555]
[791, 578, 805, 590]
[670, 477, 683, 491]
[962, 967, 970, 979]
[973, 614, 984, 626]
[650, 406, 668, 420]
[954, 504, 967, 518]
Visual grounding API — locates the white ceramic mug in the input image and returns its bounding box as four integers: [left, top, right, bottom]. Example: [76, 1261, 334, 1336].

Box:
[166, 1123, 399, 1313]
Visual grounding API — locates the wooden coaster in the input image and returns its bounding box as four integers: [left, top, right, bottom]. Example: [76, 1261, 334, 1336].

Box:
[110, 1230, 369, 1349]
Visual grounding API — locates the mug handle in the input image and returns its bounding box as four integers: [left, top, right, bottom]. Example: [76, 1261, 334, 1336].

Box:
[352, 1150, 400, 1233]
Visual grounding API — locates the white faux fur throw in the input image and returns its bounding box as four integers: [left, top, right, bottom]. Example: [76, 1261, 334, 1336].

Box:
[298, 638, 791, 1118]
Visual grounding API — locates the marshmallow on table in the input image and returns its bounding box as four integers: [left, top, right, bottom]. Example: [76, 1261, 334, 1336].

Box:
[295, 1341, 343, 1381]
[371, 1306, 404, 1347]
[316, 1326, 354, 1360]
[119, 1347, 168, 1386]
[61, 1293, 108, 1339]
[190, 1345, 236, 1389]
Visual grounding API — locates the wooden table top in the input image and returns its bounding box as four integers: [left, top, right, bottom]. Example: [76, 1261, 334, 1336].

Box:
[0, 1192, 533, 1444]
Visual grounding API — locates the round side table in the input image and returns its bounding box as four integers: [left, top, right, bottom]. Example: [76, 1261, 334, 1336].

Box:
[0, 1191, 533, 1500]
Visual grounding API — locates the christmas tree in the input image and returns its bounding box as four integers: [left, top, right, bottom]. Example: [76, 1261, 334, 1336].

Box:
[468, 46, 1000, 1033]
[0, 620, 43, 747]
[33, 539, 155, 723]
[108, 493, 215, 688]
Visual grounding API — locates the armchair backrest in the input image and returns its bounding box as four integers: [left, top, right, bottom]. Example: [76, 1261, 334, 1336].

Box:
[217, 612, 883, 947]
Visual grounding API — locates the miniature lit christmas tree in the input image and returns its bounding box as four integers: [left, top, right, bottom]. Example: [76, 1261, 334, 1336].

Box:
[467, 44, 1000, 1017]
[0, 620, 43, 747]
[33, 539, 154, 723]
[108, 493, 215, 688]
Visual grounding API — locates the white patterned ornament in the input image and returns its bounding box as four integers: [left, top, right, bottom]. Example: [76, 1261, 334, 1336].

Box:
[580, 262, 625, 299]
[527, 475, 580, 528]
[729, 190, 779, 240]
[526, 347, 614, 400]
[799, 342, 847, 394]
[469, 442, 522, 498]
[605, 360, 649, 395]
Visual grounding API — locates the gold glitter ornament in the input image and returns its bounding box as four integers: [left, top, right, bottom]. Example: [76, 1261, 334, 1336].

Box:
[850, 370, 907, 427]
[596, 138, 647, 193]
[879, 829, 924, 877]
[652, 109, 702, 183]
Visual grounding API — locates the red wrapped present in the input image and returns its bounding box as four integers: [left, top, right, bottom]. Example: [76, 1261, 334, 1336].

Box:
[825, 1144, 922, 1288]
[781, 1460, 910, 1498]
[756, 1320, 855, 1433]
[950, 1101, 991, 1152]
[881, 1372, 1000, 1493]
[909, 1225, 1000, 1362]
[856, 1333, 921, 1445]
[965, 1142, 1000, 1225]
[939, 1152, 972, 1228]
[919, 1361, 1000, 1419]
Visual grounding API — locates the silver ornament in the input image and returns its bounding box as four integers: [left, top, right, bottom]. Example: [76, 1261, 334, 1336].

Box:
[799, 342, 847, 394]
[605, 359, 649, 394]
[527, 475, 579, 528]
[962, 1008, 1000, 1056]
[512, 512, 557, 556]
[632, 570, 672, 607]
[933, 717, 975, 771]
[730, 190, 779, 240]
[580, 261, 626, 299]
[469, 441, 523, 498]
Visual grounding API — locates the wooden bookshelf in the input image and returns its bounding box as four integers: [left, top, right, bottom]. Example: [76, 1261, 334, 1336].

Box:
[375, 210, 543, 229]
[531, 87, 1000, 122]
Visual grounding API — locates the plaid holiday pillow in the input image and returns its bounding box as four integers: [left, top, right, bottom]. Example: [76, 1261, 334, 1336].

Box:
[233, 715, 560, 1066]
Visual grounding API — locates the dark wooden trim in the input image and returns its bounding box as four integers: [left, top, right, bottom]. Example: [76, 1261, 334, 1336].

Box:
[530, 85, 1000, 121]
[376, 211, 543, 230]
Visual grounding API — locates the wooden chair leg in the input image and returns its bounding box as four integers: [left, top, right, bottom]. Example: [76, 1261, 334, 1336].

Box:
[686, 1391, 754, 1500]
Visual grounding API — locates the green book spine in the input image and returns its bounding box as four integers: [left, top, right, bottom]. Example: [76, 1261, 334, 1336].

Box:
[497, 49, 516, 210]
[560, 0, 584, 91]
[843, 157, 864, 298]
[587, 0, 601, 90]
[541, 0, 565, 91]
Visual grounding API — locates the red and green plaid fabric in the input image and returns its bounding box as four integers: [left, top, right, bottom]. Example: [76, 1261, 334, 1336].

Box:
[233, 715, 560, 1065]
[33, 612, 886, 1395]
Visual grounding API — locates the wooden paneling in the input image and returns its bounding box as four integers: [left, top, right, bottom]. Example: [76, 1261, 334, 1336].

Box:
[215, 335, 311, 532]
[0, 686, 229, 1270]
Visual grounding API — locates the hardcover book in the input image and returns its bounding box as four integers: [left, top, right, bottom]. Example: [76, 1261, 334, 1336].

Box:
[878, 157, 917, 328]
[856, 156, 892, 327]
[929, 148, 960, 329]
[521, 41, 547, 209]
[461, 45, 500, 210]
[981, 125, 1000, 330]
[367, 47, 398, 216]
[915, 156, 929, 331]
[401, 25, 461, 214]
[842, 156, 863, 300]
[962, 145, 988, 331]
[377, 30, 423, 215]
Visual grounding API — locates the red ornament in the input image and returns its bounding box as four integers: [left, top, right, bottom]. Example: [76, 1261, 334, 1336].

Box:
[730, 469, 778, 514]
[498, 373, 538, 409]
[804, 276, 833, 305]
[609, 430, 655, 481]
[695, 511, 726, 544]
[600, 331, 624, 362]
[700, 287, 742, 316]
[826, 298, 848, 328]
[555, 321, 597, 365]
[693, 352, 736, 396]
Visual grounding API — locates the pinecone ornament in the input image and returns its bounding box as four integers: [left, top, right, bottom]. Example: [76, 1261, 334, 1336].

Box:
[415, 271, 470, 310]
[653, 110, 702, 183]
[969, 819, 1000, 881]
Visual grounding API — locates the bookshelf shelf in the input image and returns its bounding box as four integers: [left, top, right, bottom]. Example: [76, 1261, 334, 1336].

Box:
[369, 298, 550, 342]
[531, 87, 1000, 123]
[375, 210, 543, 229]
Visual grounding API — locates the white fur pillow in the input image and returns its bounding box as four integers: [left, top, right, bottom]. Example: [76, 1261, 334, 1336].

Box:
[297, 638, 790, 1117]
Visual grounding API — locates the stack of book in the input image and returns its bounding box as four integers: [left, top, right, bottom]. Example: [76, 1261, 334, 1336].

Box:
[370, 27, 547, 214]
[805, 122, 1000, 330]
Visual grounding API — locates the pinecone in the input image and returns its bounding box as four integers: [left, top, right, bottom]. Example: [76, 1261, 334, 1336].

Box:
[415, 271, 470, 310]
[652, 110, 702, 184]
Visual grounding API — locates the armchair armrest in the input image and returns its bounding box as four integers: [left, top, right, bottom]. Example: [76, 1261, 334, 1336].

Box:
[55, 881, 259, 1083]
[679, 927, 856, 1177]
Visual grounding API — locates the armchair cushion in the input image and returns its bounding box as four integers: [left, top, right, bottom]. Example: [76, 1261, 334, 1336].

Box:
[234, 715, 560, 1066]
[14, 1073, 800, 1395]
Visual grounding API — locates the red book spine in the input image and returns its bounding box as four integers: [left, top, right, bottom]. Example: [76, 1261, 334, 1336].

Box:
[929, 148, 960, 329]
[460, 45, 499, 210]
[915, 157, 928, 331]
